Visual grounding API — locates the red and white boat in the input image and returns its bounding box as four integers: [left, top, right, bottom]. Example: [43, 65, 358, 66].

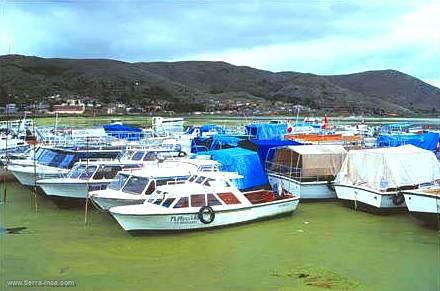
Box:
[109, 172, 299, 232]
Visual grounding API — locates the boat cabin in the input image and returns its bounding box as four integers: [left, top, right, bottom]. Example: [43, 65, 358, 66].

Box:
[145, 172, 293, 209]
[66, 161, 141, 181]
[266, 145, 347, 182]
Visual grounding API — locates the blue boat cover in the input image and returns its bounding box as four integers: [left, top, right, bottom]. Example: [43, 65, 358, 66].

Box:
[197, 148, 268, 190]
[103, 124, 142, 141]
[375, 132, 439, 151]
[245, 123, 287, 140]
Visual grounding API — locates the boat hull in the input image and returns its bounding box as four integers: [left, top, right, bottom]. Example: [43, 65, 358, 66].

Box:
[92, 196, 145, 211]
[335, 184, 407, 212]
[268, 173, 336, 200]
[110, 199, 299, 232]
[8, 166, 66, 186]
[403, 191, 440, 229]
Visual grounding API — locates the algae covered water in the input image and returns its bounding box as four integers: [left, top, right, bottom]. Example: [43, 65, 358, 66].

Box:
[1, 182, 439, 290]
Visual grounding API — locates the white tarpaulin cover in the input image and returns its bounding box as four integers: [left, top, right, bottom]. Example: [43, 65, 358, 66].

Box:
[336, 145, 440, 190]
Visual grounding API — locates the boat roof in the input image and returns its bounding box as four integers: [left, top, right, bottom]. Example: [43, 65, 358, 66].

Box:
[162, 158, 220, 166]
[74, 160, 141, 166]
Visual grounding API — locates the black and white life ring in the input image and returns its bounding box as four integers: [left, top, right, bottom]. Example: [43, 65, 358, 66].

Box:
[198, 206, 215, 224]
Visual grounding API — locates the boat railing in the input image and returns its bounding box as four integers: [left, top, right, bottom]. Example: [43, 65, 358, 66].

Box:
[265, 161, 335, 182]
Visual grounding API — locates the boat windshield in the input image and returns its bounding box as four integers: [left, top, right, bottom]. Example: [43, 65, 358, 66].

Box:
[66, 165, 97, 179]
[122, 176, 149, 195]
[67, 165, 86, 179]
[108, 173, 129, 191]
[130, 151, 145, 161]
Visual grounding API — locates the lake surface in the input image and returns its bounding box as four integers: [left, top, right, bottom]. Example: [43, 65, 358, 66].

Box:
[0, 181, 439, 290]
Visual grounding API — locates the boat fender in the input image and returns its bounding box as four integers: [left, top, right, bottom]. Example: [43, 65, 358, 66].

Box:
[198, 206, 215, 224]
[392, 193, 405, 206]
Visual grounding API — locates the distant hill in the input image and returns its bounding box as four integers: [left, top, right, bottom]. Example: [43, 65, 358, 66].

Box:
[1, 55, 439, 115]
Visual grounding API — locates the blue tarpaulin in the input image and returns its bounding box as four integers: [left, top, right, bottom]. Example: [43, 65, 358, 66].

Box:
[245, 123, 287, 140]
[197, 148, 268, 190]
[375, 132, 439, 151]
[103, 124, 142, 141]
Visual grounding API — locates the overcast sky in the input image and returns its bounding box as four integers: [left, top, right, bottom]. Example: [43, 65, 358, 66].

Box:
[1, 0, 439, 87]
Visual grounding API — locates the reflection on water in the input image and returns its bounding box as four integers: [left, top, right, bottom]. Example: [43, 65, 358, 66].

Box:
[1, 182, 439, 290]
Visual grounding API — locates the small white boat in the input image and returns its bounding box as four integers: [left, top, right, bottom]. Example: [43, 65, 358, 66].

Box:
[37, 160, 142, 207]
[109, 172, 299, 232]
[335, 145, 440, 212]
[402, 186, 440, 228]
[91, 159, 221, 210]
[266, 145, 347, 199]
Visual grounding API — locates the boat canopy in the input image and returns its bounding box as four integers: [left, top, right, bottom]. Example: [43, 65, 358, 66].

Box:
[375, 132, 439, 151]
[336, 145, 440, 190]
[268, 145, 347, 178]
[103, 123, 142, 141]
[245, 123, 287, 140]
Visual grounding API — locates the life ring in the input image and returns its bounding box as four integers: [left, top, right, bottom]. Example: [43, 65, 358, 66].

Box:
[178, 151, 187, 157]
[392, 193, 405, 205]
[198, 206, 215, 224]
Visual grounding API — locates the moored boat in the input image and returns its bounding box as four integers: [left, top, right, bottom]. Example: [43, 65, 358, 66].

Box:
[266, 145, 347, 200]
[334, 145, 440, 213]
[108, 172, 299, 232]
[402, 187, 440, 228]
[37, 160, 143, 207]
[90, 159, 221, 210]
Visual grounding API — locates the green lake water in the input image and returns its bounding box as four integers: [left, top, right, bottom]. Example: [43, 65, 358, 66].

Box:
[1, 181, 439, 290]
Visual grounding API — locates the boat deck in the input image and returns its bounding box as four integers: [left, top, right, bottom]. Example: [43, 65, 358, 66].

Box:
[244, 190, 293, 205]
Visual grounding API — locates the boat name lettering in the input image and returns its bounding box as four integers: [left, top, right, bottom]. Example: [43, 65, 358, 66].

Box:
[170, 215, 198, 224]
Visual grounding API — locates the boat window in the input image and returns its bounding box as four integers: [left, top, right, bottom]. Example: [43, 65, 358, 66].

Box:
[93, 166, 122, 180]
[144, 180, 155, 195]
[191, 194, 206, 207]
[80, 166, 97, 179]
[131, 151, 145, 161]
[153, 198, 163, 205]
[108, 174, 129, 191]
[188, 175, 197, 182]
[203, 178, 216, 186]
[156, 179, 170, 187]
[207, 194, 222, 206]
[195, 176, 206, 184]
[58, 154, 75, 169]
[161, 198, 176, 208]
[143, 152, 157, 161]
[38, 149, 57, 165]
[147, 198, 154, 203]
[67, 165, 86, 179]
[209, 180, 231, 188]
[122, 176, 149, 195]
[217, 192, 241, 205]
[173, 197, 189, 208]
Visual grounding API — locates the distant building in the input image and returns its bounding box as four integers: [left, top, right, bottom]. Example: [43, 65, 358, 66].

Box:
[2, 103, 18, 114]
[51, 99, 85, 114]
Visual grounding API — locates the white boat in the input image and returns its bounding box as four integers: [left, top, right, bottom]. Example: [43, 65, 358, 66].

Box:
[334, 145, 440, 212]
[90, 159, 221, 210]
[37, 160, 143, 207]
[108, 172, 299, 232]
[402, 186, 440, 228]
[8, 146, 122, 186]
[266, 145, 347, 199]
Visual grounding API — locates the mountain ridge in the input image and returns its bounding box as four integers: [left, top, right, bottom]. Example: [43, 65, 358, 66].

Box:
[1, 54, 439, 115]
